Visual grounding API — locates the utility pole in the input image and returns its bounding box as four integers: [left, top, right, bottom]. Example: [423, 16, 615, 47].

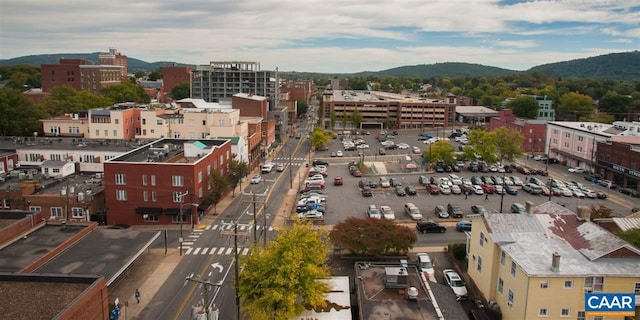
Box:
[252, 193, 257, 246]
[220, 221, 248, 320]
[288, 147, 293, 189]
[184, 277, 222, 319]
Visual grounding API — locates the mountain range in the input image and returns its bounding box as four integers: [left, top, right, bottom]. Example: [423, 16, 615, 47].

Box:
[1, 51, 639, 81]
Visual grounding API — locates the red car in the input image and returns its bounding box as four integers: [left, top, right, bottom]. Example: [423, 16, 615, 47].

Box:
[353, 170, 362, 177]
[426, 184, 440, 195]
[481, 184, 495, 194]
[334, 176, 344, 186]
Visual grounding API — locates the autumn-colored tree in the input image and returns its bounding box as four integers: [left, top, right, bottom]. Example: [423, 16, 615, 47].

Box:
[310, 128, 331, 149]
[239, 220, 330, 320]
[464, 128, 523, 164]
[589, 204, 613, 219]
[558, 92, 593, 120]
[330, 217, 417, 256]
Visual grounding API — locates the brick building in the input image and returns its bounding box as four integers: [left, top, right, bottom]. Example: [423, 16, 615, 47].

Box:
[595, 137, 640, 191]
[161, 66, 192, 95]
[489, 109, 547, 154]
[103, 138, 231, 225]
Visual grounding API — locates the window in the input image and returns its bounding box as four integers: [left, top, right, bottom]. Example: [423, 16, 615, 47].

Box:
[218, 119, 224, 126]
[174, 131, 181, 138]
[115, 119, 119, 124]
[189, 119, 195, 126]
[477, 256, 482, 273]
[151, 175, 156, 186]
[198, 187, 203, 198]
[157, 119, 163, 125]
[497, 278, 504, 294]
[143, 214, 159, 222]
[142, 175, 147, 186]
[172, 175, 184, 186]
[95, 129, 100, 136]
[564, 280, 573, 288]
[172, 215, 187, 223]
[584, 276, 604, 293]
[576, 311, 585, 320]
[578, 136, 584, 141]
[116, 190, 127, 201]
[565, 132, 570, 138]
[173, 192, 185, 202]
[51, 207, 63, 218]
[634, 282, 640, 294]
[71, 207, 83, 218]
[198, 171, 203, 183]
[143, 191, 148, 201]
[113, 130, 117, 137]
[151, 191, 157, 202]
[500, 251, 506, 266]
[104, 130, 108, 136]
[538, 308, 548, 317]
[510, 261, 517, 277]
[560, 308, 570, 317]
[479, 231, 484, 246]
[540, 280, 549, 289]
[507, 289, 514, 308]
[2, 199, 9, 208]
[115, 173, 126, 185]
[29, 206, 41, 212]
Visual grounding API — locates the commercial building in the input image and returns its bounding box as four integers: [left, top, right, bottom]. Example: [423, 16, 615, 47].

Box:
[190, 61, 277, 106]
[103, 138, 231, 225]
[489, 109, 547, 154]
[40, 49, 127, 94]
[160, 66, 192, 94]
[595, 136, 640, 191]
[321, 90, 456, 130]
[467, 202, 640, 320]
[41, 111, 90, 137]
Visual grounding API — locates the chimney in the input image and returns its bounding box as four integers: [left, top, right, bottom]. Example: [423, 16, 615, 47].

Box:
[551, 252, 561, 272]
[525, 201, 534, 214]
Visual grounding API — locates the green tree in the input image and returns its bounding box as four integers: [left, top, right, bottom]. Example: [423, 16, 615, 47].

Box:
[133, 70, 146, 79]
[0, 88, 47, 136]
[615, 229, 640, 249]
[148, 70, 162, 81]
[100, 81, 150, 103]
[329, 111, 336, 130]
[351, 109, 362, 131]
[423, 140, 455, 165]
[296, 99, 309, 115]
[464, 128, 523, 164]
[341, 114, 348, 130]
[206, 171, 229, 214]
[507, 96, 538, 118]
[310, 128, 331, 149]
[558, 92, 593, 120]
[239, 220, 330, 320]
[39, 85, 113, 116]
[598, 91, 631, 120]
[227, 159, 249, 197]
[170, 82, 190, 100]
[330, 217, 417, 256]
[585, 112, 615, 124]
[0, 64, 41, 89]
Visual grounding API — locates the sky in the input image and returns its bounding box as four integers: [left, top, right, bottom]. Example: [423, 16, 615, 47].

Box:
[1, 0, 639, 74]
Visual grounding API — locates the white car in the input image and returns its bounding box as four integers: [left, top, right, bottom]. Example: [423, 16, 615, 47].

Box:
[380, 205, 396, 220]
[397, 143, 410, 149]
[472, 185, 484, 195]
[439, 184, 452, 195]
[412, 146, 421, 154]
[511, 176, 524, 186]
[416, 253, 436, 283]
[356, 144, 369, 149]
[450, 185, 462, 195]
[443, 269, 468, 300]
[440, 177, 453, 186]
[568, 167, 585, 173]
[449, 174, 462, 185]
[250, 175, 263, 184]
[276, 164, 285, 172]
[336, 150, 344, 157]
[404, 203, 423, 221]
[379, 177, 391, 188]
[380, 140, 395, 146]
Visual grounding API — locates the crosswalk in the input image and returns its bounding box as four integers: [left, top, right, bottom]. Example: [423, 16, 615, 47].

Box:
[179, 223, 275, 255]
[272, 157, 307, 162]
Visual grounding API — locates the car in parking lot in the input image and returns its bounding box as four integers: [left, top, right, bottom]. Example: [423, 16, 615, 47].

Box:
[568, 167, 585, 173]
[395, 186, 407, 196]
[404, 185, 417, 195]
[415, 253, 436, 282]
[378, 148, 386, 155]
[523, 183, 543, 195]
[472, 185, 484, 195]
[443, 269, 468, 300]
[481, 184, 495, 194]
[426, 184, 440, 195]
[336, 150, 344, 157]
[450, 185, 462, 194]
[379, 176, 391, 188]
[418, 176, 429, 186]
[404, 203, 423, 220]
[471, 205, 488, 215]
[361, 186, 372, 197]
[439, 184, 452, 195]
[366, 204, 382, 219]
[447, 203, 463, 218]
[456, 221, 472, 232]
[333, 176, 343, 186]
[511, 203, 527, 214]
[504, 185, 518, 195]
[412, 146, 421, 154]
[416, 219, 447, 233]
[380, 205, 396, 220]
[434, 205, 449, 218]
[390, 178, 402, 187]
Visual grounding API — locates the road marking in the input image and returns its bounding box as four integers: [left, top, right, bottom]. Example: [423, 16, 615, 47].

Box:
[217, 247, 225, 254]
[225, 247, 233, 255]
[242, 248, 250, 255]
[209, 247, 217, 254]
[211, 225, 218, 230]
[185, 247, 193, 255]
[201, 247, 209, 255]
[192, 247, 201, 255]
[182, 241, 194, 246]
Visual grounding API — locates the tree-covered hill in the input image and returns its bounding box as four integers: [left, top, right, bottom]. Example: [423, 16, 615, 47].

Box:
[528, 51, 640, 81]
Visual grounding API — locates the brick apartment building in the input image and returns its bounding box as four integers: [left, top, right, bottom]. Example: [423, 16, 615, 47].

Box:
[160, 66, 192, 94]
[489, 109, 547, 153]
[103, 138, 231, 225]
[40, 48, 127, 94]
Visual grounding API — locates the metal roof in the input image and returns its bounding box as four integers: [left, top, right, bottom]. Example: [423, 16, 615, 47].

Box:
[611, 217, 640, 231]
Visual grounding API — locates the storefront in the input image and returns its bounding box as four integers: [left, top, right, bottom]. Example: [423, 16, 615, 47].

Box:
[596, 140, 640, 191]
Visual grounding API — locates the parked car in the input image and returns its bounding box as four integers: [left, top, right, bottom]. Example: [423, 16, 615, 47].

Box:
[418, 175, 429, 186]
[379, 176, 391, 188]
[472, 185, 484, 195]
[434, 205, 449, 218]
[405, 185, 417, 195]
[361, 186, 372, 197]
[447, 203, 463, 218]
[395, 186, 407, 196]
[456, 221, 472, 232]
[390, 178, 402, 187]
[511, 203, 527, 214]
[426, 184, 440, 195]
[404, 203, 423, 220]
[312, 159, 329, 166]
[504, 185, 518, 195]
[598, 179, 617, 189]
[415, 253, 436, 282]
[416, 219, 447, 233]
[568, 167, 585, 173]
[336, 150, 344, 157]
[380, 205, 396, 220]
[523, 183, 543, 195]
[471, 205, 488, 215]
[333, 176, 343, 186]
[443, 269, 468, 300]
[366, 204, 382, 219]
[378, 148, 386, 155]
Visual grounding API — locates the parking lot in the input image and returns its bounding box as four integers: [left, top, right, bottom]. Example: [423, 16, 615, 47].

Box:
[310, 128, 634, 228]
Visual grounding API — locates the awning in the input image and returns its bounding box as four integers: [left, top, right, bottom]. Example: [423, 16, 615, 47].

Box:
[135, 207, 162, 215]
[165, 208, 192, 215]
